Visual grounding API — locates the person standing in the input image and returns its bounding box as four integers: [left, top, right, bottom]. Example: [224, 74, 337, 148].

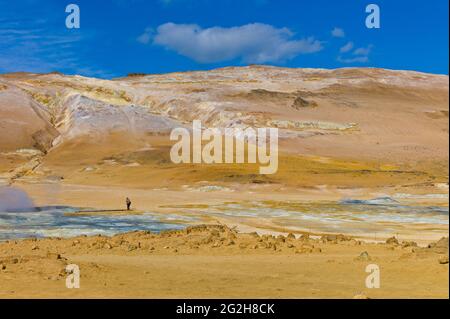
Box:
[126, 197, 132, 211]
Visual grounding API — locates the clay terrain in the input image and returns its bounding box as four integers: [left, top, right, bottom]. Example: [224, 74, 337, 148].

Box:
[0, 66, 448, 298]
[0, 225, 448, 298]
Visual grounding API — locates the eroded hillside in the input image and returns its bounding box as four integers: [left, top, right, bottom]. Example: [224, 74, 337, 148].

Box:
[0, 66, 448, 189]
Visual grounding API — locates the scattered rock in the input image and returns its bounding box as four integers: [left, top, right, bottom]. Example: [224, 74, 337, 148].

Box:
[427, 237, 449, 254]
[336, 234, 352, 242]
[292, 96, 318, 109]
[353, 294, 370, 299]
[386, 237, 399, 245]
[227, 232, 237, 240]
[321, 235, 337, 243]
[349, 239, 360, 246]
[402, 241, 418, 248]
[438, 255, 449, 265]
[298, 234, 310, 241]
[287, 233, 296, 240]
[210, 229, 220, 237]
[436, 237, 449, 249]
[212, 242, 221, 248]
[46, 252, 61, 260]
[276, 235, 286, 243]
[47, 275, 59, 281]
[239, 243, 248, 249]
[127, 245, 138, 251]
[356, 251, 371, 261]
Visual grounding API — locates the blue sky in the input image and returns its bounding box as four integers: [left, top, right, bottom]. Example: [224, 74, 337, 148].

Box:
[0, 0, 448, 78]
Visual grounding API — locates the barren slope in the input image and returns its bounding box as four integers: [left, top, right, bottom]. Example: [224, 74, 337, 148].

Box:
[0, 66, 448, 189]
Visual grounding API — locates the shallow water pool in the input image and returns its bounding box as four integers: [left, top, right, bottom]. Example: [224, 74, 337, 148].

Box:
[0, 206, 189, 240]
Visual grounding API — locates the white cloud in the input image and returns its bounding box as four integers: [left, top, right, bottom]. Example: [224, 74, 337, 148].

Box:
[338, 43, 373, 64]
[337, 56, 369, 64]
[340, 41, 354, 53]
[143, 22, 323, 64]
[353, 45, 373, 56]
[331, 27, 345, 38]
[137, 27, 153, 44]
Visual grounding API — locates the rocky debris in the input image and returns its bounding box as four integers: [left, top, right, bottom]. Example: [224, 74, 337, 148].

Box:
[435, 237, 449, 248]
[348, 239, 361, 246]
[6, 157, 42, 181]
[438, 255, 449, 265]
[292, 96, 318, 109]
[353, 294, 370, 299]
[225, 240, 235, 246]
[46, 252, 62, 260]
[72, 240, 80, 246]
[276, 235, 286, 243]
[401, 241, 418, 248]
[425, 237, 449, 254]
[127, 244, 138, 252]
[295, 244, 321, 254]
[298, 234, 310, 242]
[356, 251, 371, 261]
[321, 234, 352, 244]
[386, 237, 399, 245]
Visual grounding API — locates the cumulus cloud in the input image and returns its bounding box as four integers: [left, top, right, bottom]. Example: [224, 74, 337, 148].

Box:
[331, 27, 345, 38]
[338, 44, 373, 64]
[340, 41, 354, 53]
[353, 45, 373, 56]
[142, 22, 323, 63]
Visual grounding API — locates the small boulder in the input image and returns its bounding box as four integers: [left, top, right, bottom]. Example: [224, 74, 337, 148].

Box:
[436, 237, 449, 249]
[321, 235, 337, 243]
[276, 235, 286, 243]
[46, 252, 61, 260]
[287, 233, 296, 240]
[438, 255, 449, 265]
[298, 234, 310, 241]
[402, 241, 418, 248]
[356, 251, 371, 261]
[386, 237, 399, 245]
[127, 245, 138, 251]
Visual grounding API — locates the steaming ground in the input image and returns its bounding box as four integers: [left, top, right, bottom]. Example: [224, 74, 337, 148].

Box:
[0, 186, 34, 212]
[0, 66, 448, 298]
